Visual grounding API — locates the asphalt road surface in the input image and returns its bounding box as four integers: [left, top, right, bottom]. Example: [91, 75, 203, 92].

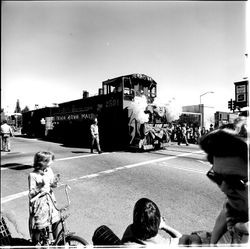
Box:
[1, 136, 224, 244]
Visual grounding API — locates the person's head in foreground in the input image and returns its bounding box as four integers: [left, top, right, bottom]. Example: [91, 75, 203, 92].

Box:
[200, 117, 248, 215]
[179, 117, 248, 246]
[132, 198, 161, 240]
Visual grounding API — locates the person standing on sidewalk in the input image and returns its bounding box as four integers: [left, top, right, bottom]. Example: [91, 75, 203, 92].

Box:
[181, 123, 189, 146]
[90, 118, 102, 154]
[1, 120, 13, 152]
[176, 124, 182, 145]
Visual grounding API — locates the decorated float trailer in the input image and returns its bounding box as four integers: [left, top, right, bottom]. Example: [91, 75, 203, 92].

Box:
[22, 74, 171, 151]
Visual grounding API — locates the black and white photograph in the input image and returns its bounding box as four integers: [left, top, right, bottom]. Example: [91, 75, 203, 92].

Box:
[1, 0, 248, 247]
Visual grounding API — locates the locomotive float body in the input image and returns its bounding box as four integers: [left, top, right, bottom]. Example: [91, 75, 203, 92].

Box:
[22, 74, 170, 151]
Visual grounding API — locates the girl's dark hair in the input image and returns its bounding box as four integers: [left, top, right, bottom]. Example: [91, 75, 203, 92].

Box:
[132, 198, 161, 241]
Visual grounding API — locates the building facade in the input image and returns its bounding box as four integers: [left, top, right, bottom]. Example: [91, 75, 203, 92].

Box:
[182, 104, 215, 130]
[214, 111, 239, 128]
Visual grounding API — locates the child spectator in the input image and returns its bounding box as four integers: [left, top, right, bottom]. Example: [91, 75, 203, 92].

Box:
[122, 198, 181, 245]
[28, 151, 60, 245]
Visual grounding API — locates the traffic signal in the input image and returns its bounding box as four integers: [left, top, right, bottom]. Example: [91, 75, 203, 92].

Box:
[228, 99, 233, 110]
[232, 100, 236, 110]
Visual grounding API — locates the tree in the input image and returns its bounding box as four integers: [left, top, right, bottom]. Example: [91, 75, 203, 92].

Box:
[21, 106, 30, 113]
[14, 99, 21, 113]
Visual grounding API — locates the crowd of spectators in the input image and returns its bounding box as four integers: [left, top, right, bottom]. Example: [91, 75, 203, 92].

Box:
[167, 122, 214, 145]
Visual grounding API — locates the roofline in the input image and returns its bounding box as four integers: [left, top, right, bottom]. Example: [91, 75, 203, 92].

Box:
[102, 73, 157, 85]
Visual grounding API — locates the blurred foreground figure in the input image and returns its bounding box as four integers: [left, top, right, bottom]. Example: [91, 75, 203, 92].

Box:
[179, 117, 249, 246]
[122, 198, 181, 245]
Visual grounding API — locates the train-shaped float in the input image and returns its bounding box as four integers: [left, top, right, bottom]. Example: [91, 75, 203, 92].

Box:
[22, 73, 174, 151]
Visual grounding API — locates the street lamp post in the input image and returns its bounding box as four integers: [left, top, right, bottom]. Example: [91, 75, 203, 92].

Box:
[200, 91, 214, 105]
[199, 91, 214, 129]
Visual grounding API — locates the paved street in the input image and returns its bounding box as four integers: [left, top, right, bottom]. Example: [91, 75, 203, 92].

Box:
[1, 136, 224, 244]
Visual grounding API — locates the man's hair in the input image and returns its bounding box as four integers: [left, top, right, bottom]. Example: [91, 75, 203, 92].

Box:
[33, 151, 55, 169]
[132, 198, 161, 240]
[199, 117, 248, 164]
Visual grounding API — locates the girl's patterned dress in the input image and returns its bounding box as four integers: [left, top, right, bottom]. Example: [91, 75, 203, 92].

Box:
[28, 167, 60, 236]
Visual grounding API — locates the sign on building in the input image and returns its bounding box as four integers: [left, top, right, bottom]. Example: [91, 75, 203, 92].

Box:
[234, 80, 248, 108]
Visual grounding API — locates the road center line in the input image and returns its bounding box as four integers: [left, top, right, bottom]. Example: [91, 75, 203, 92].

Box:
[1, 150, 204, 203]
[56, 153, 109, 161]
[1, 191, 29, 204]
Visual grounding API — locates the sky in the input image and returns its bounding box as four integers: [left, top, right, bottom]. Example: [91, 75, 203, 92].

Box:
[1, 1, 247, 114]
